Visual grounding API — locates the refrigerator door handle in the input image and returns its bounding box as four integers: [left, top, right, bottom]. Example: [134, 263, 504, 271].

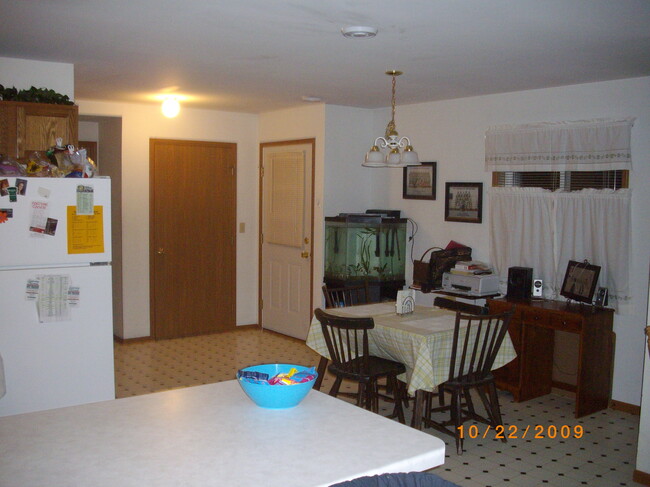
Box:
[0, 263, 90, 271]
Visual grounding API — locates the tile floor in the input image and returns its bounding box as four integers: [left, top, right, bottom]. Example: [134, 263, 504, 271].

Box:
[114, 327, 640, 487]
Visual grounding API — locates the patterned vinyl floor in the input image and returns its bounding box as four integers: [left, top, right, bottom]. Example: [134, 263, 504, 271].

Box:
[114, 327, 640, 487]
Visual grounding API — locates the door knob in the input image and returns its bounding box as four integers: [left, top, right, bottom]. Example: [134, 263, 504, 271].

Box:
[157, 248, 165, 255]
[301, 251, 310, 259]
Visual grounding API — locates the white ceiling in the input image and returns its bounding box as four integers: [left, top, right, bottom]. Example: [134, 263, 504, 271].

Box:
[2, 0, 650, 113]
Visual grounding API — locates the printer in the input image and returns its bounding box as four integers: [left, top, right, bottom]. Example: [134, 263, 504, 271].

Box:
[441, 272, 500, 296]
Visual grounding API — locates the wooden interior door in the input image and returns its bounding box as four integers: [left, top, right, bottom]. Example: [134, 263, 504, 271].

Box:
[150, 139, 236, 339]
[259, 140, 314, 340]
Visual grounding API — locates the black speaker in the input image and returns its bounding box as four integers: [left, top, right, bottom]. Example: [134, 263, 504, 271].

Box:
[507, 267, 533, 300]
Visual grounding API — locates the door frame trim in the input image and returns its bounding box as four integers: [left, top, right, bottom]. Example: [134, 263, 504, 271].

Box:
[150, 138, 238, 339]
[258, 139, 316, 331]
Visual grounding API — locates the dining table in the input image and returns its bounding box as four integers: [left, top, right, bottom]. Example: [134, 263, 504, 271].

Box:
[306, 302, 517, 430]
[0, 379, 446, 487]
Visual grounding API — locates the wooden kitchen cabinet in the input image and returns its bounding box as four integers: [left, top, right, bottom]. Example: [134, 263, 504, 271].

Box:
[0, 100, 78, 159]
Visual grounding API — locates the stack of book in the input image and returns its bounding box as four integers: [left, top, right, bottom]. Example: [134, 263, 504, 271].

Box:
[450, 261, 493, 276]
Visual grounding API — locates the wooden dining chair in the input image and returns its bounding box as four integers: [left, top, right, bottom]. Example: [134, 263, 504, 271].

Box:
[422, 309, 514, 454]
[429, 297, 490, 409]
[433, 296, 488, 315]
[314, 283, 374, 391]
[322, 282, 371, 309]
[313, 308, 406, 423]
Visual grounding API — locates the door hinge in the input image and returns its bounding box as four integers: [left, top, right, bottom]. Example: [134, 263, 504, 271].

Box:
[231, 166, 235, 176]
[260, 166, 264, 178]
[260, 299, 263, 310]
[261, 233, 264, 244]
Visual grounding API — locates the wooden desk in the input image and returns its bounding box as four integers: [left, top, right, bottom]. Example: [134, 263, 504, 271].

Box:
[410, 285, 501, 299]
[488, 297, 614, 418]
[0, 380, 445, 487]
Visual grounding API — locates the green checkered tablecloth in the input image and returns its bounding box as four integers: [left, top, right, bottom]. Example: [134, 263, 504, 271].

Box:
[307, 303, 517, 395]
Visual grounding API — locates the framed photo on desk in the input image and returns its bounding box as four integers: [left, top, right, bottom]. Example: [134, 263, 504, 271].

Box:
[560, 260, 600, 304]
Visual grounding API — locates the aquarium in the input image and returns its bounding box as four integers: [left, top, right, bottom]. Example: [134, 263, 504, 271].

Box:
[324, 214, 406, 285]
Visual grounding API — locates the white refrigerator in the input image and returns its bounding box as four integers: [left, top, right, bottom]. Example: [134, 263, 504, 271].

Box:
[0, 177, 115, 417]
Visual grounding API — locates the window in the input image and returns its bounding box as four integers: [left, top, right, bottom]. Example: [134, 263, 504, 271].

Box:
[485, 118, 634, 311]
[492, 170, 628, 191]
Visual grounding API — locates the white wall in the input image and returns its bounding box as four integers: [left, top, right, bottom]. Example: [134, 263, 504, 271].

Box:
[259, 104, 327, 308]
[323, 105, 391, 216]
[637, 281, 650, 476]
[78, 121, 99, 141]
[77, 99, 259, 338]
[374, 77, 650, 406]
[81, 116, 124, 337]
[0, 57, 74, 99]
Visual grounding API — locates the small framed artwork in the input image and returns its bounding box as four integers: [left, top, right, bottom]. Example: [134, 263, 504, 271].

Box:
[403, 162, 436, 200]
[445, 182, 483, 223]
[560, 260, 601, 304]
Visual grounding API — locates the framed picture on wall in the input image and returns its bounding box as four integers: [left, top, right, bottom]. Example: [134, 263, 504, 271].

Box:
[444, 182, 483, 223]
[402, 162, 436, 200]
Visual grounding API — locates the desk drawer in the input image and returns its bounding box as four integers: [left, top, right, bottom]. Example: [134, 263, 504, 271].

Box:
[550, 314, 582, 333]
[522, 308, 550, 327]
[488, 300, 522, 319]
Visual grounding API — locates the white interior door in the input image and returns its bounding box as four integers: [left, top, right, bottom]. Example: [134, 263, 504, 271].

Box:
[260, 141, 314, 339]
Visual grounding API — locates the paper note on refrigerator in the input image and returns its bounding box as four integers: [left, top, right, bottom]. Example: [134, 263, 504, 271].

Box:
[76, 185, 94, 215]
[67, 206, 105, 254]
[29, 201, 49, 234]
[37, 274, 71, 323]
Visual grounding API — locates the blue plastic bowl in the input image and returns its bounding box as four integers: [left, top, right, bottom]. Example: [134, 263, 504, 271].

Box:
[237, 363, 317, 409]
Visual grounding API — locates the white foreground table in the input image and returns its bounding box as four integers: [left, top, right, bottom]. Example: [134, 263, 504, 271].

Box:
[0, 380, 445, 487]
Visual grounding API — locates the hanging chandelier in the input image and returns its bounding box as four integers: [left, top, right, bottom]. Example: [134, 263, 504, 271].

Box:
[364, 70, 420, 167]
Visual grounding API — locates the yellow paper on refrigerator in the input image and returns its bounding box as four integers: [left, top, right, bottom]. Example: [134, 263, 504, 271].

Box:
[67, 206, 105, 254]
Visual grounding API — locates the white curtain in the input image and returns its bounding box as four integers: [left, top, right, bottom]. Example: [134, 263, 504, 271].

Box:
[489, 187, 632, 311]
[554, 189, 631, 308]
[485, 118, 635, 172]
[490, 188, 555, 288]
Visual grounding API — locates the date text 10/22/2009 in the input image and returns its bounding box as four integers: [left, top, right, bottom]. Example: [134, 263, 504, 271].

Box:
[457, 424, 584, 440]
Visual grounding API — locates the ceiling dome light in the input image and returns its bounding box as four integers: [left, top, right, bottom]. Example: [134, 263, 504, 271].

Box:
[341, 26, 378, 39]
[161, 97, 180, 118]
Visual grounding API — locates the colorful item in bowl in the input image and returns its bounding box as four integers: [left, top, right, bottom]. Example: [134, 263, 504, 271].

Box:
[237, 363, 317, 409]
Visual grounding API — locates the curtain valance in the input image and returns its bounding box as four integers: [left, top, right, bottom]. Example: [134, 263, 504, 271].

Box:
[485, 118, 635, 172]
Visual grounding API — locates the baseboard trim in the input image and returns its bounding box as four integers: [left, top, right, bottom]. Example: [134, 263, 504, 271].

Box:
[113, 335, 153, 344]
[113, 325, 262, 344]
[551, 380, 577, 393]
[610, 399, 641, 415]
[633, 469, 650, 486]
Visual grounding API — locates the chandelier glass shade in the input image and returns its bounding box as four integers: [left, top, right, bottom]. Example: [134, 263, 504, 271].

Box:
[364, 71, 420, 168]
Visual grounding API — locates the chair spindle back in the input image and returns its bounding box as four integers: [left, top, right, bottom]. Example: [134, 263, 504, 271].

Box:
[314, 308, 373, 374]
[448, 310, 513, 384]
[322, 283, 370, 309]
